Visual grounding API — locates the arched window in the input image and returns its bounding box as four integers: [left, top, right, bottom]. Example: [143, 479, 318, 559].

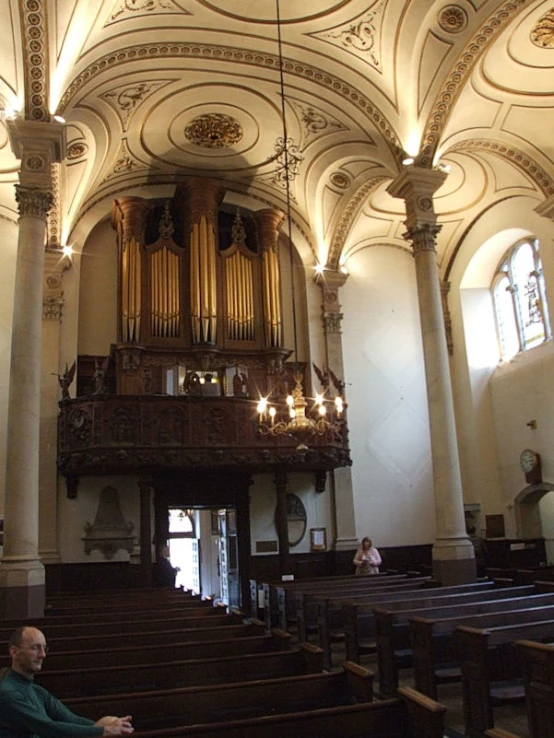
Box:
[492, 238, 551, 360]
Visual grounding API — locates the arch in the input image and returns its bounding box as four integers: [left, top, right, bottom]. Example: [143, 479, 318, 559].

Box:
[515, 483, 554, 540]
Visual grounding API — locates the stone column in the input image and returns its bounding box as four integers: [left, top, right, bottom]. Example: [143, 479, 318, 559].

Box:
[387, 167, 475, 584]
[0, 120, 65, 617]
[316, 270, 358, 551]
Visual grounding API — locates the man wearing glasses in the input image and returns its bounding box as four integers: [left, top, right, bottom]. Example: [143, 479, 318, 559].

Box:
[0, 627, 134, 738]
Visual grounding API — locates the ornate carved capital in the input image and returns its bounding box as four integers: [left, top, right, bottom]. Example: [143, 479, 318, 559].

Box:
[43, 296, 64, 321]
[323, 311, 343, 334]
[404, 222, 442, 255]
[7, 119, 65, 188]
[15, 186, 53, 219]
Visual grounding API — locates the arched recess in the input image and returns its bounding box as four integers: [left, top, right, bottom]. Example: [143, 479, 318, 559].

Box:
[515, 483, 554, 550]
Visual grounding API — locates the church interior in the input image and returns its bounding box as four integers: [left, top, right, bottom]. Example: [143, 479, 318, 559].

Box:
[1, 0, 554, 626]
[3, 1, 554, 736]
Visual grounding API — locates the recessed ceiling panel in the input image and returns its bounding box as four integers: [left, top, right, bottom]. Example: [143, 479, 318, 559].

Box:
[197, 0, 351, 23]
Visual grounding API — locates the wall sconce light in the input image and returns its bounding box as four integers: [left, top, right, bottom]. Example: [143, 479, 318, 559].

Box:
[526, 419, 537, 429]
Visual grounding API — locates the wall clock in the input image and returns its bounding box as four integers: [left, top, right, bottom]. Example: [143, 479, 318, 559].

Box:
[520, 449, 541, 483]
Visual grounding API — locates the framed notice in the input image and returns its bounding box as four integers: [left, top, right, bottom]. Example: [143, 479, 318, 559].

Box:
[310, 527, 327, 551]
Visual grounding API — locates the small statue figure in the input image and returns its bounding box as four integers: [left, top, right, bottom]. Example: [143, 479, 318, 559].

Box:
[92, 355, 110, 395]
[57, 361, 76, 400]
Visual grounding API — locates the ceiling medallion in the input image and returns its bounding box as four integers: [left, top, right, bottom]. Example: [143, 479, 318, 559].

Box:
[531, 10, 554, 48]
[184, 113, 243, 149]
[438, 5, 468, 34]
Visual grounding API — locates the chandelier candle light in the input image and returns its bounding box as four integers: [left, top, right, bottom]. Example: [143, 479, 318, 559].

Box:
[257, 366, 345, 451]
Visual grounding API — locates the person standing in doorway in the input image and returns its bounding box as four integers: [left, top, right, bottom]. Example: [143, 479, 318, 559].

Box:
[353, 537, 382, 576]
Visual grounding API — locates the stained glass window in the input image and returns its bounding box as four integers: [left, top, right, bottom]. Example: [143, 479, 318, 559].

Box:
[492, 239, 551, 360]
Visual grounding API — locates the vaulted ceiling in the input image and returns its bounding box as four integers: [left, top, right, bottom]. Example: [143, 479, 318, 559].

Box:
[1, 0, 553, 273]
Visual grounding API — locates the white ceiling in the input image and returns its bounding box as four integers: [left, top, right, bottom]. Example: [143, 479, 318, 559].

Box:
[1, 0, 553, 272]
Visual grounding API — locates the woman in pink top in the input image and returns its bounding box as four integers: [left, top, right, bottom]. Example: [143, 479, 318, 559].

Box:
[353, 537, 382, 575]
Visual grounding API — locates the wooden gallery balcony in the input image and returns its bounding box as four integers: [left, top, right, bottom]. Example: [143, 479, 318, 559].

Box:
[57, 394, 351, 487]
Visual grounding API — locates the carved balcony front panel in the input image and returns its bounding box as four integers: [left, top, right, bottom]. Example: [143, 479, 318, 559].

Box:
[57, 395, 351, 477]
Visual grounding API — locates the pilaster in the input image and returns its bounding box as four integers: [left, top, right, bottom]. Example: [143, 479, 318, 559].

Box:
[315, 269, 357, 550]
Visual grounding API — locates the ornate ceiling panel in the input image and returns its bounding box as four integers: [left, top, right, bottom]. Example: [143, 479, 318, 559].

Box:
[0, 0, 552, 268]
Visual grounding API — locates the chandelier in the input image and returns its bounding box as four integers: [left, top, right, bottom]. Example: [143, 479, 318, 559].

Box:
[255, 1, 347, 451]
[257, 368, 344, 451]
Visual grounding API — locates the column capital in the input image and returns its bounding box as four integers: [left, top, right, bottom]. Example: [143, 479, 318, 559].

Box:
[534, 194, 554, 222]
[15, 186, 53, 220]
[7, 120, 65, 189]
[387, 166, 447, 229]
[405, 222, 442, 255]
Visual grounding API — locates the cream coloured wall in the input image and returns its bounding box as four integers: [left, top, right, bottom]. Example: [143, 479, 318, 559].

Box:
[490, 344, 554, 538]
[77, 218, 118, 355]
[340, 245, 435, 547]
[447, 196, 554, 539]
[0, 218, 17, 517]
[249, 472, 333, 555]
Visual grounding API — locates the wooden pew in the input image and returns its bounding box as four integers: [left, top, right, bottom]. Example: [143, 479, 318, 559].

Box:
[263, 572, 412, 630]
[485, 731, 523, 738]
[373, 586, 546, 696]
[516, 639, 554, 738]
[457, 619, 554, 737]
[0, 610, 243, 641]
[62, 663, 374, 730]
[294, 576, 436, 642]
[110, 686, 447, 738]
[36, 642, 324, 698]
[343, 583, 529, 667]
[3, 601, 219, 629]
[0, 625, 287, 670]
[315, 579, 439, 667]
[45, 589, 193, 610]
[411, 594, 554, 698]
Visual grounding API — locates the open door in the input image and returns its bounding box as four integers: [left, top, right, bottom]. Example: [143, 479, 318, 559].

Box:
[218, 509, 240, 608]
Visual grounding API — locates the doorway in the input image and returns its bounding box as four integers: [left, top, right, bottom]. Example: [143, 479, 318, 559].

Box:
[165, 506, 239, 606]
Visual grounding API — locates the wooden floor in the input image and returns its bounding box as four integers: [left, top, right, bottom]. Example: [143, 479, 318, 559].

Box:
[300, 629, 531, 738]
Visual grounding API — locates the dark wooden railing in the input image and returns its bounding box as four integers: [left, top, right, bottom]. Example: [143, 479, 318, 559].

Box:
[57, 395, 351, 479]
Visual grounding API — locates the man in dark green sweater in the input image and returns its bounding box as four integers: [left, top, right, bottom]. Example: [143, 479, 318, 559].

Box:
[0, 627, 134, 738]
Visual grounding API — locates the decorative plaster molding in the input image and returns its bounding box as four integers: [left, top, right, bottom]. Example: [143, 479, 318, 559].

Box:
[108, 0, 190, 23]
[327, 176, 388, 269]
[101, 80, 173, 130]
[185, 113, 243, 148]
[57, 43, 401, 160]
[438, 5, 468, 34]
[531, 8, 554, 48]
[448, 139, 554, 197]
[419, 0, 529, 167]
[19, 0, 50, 121]
[311, 1, 385, 70]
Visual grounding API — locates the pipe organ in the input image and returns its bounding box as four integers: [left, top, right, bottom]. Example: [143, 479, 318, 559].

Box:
[110, 178, 289, 397]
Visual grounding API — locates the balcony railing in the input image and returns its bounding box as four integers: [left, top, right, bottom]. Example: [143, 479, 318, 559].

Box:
[57, 394, 351, 478]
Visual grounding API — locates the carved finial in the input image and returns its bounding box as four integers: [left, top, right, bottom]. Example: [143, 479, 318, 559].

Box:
[158, 201, 175, 241]
[232, 208, 246, 245]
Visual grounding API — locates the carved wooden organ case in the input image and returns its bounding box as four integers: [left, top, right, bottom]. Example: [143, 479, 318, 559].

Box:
[109, 178, 293, 400]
